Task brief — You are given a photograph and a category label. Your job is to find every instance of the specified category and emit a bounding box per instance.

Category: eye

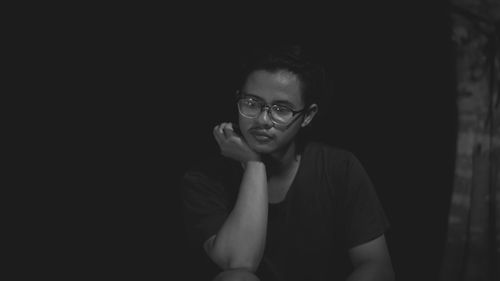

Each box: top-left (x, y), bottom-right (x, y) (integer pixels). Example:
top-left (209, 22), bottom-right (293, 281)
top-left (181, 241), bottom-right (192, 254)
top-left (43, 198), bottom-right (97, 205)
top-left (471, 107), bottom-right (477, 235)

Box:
top-left (273, 105), bottom-right (292, 113)
top-left (245, 98), bottom-right (259, 107)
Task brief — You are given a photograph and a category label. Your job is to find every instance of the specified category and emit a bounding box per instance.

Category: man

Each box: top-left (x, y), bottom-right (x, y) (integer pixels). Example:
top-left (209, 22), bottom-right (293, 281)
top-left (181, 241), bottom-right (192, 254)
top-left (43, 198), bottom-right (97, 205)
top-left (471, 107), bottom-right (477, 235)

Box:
top-left (181, 44), bottom-right (394, 281)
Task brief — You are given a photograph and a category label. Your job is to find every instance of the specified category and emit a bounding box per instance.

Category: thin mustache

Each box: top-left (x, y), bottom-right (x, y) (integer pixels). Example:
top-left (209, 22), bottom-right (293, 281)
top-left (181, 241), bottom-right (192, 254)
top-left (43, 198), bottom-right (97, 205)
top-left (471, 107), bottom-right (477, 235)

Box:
top-left (234, 123), bottom-right (277, 136)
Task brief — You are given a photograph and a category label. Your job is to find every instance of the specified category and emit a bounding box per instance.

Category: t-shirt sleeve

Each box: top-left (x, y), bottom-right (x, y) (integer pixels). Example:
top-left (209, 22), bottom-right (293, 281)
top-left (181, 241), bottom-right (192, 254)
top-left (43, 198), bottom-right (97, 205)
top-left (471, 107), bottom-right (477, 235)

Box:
top-left (180, 170), bottom-right (231, 248)
top-left (343, 153), bottom-right (390, 248)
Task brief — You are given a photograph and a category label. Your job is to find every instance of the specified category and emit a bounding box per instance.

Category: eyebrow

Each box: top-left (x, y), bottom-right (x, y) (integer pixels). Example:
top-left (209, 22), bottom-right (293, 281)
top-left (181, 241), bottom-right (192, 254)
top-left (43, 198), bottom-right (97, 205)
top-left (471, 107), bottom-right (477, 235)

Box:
top-left (241, 92), bottom-right (297, 108)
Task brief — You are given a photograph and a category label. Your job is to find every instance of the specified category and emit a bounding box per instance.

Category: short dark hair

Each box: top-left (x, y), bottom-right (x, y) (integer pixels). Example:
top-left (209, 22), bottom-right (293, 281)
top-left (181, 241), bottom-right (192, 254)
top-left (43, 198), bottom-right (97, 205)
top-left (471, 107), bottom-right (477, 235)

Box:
top-left (235, 44), bottom-right (326, 107)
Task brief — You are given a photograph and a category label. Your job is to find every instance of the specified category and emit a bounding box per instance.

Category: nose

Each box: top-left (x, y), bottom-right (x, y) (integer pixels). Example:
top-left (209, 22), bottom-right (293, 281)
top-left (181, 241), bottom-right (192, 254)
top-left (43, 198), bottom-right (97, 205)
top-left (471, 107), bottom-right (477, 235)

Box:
top-left (256, 106), bottom-right (274, 128)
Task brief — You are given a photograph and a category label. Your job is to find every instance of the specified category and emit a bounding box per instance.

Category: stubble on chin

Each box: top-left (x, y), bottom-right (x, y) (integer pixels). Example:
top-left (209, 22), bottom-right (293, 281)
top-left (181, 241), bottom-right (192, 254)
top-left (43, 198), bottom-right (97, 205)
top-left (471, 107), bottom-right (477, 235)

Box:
top-left (248, 139), bottom-right (277, 155)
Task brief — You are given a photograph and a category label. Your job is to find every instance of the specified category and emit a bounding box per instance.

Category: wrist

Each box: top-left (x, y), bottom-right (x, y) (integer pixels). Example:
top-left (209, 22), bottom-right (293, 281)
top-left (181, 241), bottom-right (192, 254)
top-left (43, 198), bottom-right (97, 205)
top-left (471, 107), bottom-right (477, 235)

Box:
top-left (242, 159), bottom-right (264, 169)
top-left (245, 153), bottom-right (261, 163)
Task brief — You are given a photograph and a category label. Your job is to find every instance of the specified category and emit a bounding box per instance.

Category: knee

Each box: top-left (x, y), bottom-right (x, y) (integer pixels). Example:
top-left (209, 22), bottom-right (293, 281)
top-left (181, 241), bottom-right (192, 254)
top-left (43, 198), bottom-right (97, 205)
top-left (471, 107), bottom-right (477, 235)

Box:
top-left (212, 269), bottom-right (260, 281)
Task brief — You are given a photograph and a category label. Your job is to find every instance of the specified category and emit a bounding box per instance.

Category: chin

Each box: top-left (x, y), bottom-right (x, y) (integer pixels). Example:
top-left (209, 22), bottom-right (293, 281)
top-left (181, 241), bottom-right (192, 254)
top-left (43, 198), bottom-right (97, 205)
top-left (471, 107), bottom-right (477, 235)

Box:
top-left (248, 140), bottom-right (277, 154)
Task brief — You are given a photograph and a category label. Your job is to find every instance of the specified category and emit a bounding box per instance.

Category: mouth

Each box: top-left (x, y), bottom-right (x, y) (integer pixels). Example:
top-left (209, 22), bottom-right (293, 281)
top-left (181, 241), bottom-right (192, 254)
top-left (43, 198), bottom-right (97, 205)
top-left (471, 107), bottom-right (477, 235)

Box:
top-left (249, 130), bottom-right (274, 142)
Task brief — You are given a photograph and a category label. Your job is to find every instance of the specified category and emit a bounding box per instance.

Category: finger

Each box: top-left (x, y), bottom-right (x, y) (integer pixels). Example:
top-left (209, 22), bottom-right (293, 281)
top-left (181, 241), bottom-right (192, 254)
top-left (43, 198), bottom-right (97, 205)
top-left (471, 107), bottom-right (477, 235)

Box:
top-left (214, 123), bottom-right (226, 135)
top-left (223, 124), bottom-right (237, 139)
top-left (218, 123), bottom-right (227, 135)
top-left (213, 125), bottom-right (223, 144)
top-left (222, 122), bottom-right (236, 139)
top-left (222, 123), bottom-right (234, 138)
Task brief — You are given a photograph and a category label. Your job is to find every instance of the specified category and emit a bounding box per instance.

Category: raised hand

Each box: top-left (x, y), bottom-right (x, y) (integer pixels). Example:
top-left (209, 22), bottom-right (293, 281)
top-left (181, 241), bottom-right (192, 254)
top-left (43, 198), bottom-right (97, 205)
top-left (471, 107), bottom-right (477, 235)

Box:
top-left (213, 122), bottom-right (261, 163)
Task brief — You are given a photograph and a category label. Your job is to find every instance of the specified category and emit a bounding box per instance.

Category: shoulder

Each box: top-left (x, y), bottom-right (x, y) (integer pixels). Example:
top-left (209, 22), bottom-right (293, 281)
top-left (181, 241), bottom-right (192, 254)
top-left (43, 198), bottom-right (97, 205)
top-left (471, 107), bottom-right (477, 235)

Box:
top-left (302, 141), bottom-right (368, 184)
top-left (303, 141), bottom-right (358, 166)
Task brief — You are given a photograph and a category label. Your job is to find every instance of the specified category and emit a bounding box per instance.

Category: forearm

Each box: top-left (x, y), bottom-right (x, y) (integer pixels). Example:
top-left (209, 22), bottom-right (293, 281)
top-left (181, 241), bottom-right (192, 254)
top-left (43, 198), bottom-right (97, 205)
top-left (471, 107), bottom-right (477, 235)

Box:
top-left (209, 161), bottom-right (268, 271)
top-left (346, 262), bottom-right (395, 281)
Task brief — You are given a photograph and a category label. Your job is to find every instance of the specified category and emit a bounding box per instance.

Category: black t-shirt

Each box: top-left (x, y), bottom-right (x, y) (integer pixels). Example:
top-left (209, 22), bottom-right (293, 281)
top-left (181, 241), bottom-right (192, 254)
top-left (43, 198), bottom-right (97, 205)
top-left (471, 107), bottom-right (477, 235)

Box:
top-left (180, 141), bottom-right (390, 281)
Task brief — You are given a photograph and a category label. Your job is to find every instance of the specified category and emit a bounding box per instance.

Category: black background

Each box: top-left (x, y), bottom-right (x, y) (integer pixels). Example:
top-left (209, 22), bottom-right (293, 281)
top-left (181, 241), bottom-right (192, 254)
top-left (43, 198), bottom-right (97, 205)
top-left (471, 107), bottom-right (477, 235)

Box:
top-left (57, 2), bottom-right (457, 280)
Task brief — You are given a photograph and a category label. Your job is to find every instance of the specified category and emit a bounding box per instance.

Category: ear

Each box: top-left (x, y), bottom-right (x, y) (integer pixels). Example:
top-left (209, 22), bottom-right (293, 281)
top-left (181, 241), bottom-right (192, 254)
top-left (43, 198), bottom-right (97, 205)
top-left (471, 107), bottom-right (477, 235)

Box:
top-left (301, 103), bottom-right (318, 127)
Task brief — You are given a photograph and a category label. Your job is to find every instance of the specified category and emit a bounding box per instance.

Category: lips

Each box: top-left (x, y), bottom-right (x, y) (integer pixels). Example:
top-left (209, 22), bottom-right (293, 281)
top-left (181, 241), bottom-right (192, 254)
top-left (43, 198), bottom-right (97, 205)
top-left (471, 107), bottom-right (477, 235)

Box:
top-left (251, 131), bottom-right (273, 137)
top-left (250, 130), bottom-right (274, 142)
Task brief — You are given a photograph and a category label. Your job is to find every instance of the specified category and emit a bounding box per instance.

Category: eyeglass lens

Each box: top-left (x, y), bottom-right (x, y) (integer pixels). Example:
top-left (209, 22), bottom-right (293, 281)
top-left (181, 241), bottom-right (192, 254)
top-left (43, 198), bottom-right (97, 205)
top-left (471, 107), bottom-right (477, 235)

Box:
top-left (238, 99), bottom-right (292, 124)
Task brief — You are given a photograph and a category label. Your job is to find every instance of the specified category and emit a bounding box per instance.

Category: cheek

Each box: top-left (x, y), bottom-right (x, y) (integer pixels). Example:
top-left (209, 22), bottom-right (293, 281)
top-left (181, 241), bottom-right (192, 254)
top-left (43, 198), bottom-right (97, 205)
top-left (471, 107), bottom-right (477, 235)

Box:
top-left (238, 118), bottom-right (252, 136)
top-left (275, 123), bottom-right (302, 144)
top-left (238, 116), bottom-right (248, 129)
top-left (277, 128), bottom-right (298, 143)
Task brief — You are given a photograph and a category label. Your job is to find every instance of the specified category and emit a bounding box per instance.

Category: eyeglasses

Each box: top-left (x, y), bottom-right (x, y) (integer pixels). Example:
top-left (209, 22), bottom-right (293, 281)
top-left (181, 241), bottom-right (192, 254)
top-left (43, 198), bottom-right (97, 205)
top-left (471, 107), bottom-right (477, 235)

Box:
top-left (236, 94), bottom-right (307, 126)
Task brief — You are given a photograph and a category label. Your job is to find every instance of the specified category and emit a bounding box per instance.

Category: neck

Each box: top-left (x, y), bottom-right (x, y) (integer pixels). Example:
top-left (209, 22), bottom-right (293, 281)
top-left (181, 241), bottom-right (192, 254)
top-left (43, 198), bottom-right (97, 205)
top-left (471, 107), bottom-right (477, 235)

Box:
top-left (264, 141), bottom-right (300, 175)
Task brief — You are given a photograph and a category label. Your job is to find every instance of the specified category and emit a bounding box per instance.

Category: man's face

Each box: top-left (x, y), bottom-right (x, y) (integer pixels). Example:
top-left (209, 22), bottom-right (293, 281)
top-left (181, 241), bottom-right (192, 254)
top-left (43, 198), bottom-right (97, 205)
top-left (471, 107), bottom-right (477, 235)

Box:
top-left (238, 69), bottom-right (305, 155)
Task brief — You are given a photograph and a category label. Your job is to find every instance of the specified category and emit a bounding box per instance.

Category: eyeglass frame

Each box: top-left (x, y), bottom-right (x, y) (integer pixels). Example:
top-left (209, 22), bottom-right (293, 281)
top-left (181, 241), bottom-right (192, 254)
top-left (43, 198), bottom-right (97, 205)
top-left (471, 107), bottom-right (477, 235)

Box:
top-left (235, 90), bottom-right (308, 126)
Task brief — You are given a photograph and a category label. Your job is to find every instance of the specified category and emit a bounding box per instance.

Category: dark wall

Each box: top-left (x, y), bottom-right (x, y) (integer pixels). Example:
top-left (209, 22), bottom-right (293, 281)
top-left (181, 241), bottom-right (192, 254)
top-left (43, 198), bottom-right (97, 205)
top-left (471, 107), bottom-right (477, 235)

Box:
top-left (75, 2), bottom-right (456, 280)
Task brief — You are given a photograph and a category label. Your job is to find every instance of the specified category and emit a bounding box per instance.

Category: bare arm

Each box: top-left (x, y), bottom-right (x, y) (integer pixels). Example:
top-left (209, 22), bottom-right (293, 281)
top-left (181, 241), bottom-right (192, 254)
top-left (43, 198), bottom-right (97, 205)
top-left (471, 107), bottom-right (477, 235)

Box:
top-left (346, 235), bottom-right (395, 281)
top-left (204, 123), bottom-right (268, 272)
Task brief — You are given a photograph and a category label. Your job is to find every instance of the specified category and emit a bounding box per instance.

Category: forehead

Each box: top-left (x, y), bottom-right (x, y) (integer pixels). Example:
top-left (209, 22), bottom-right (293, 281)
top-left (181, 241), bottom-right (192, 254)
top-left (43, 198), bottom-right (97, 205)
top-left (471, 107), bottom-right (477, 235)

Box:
top-left (242, 70), bottom-right (303, 106)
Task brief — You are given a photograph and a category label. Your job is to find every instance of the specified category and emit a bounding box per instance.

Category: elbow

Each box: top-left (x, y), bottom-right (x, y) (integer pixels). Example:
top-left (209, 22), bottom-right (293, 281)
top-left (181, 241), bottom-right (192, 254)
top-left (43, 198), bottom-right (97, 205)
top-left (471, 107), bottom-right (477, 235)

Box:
top-left (206, 237), bottom-right (262, 272)
top-left (211, 252), bottom-right (260, 272)
top-left (349, 261), bottom-right (395, 281)
top-left (212, 253), bottom-right (260, 272)
top-left (224, 259), bottom-right (259, 272)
